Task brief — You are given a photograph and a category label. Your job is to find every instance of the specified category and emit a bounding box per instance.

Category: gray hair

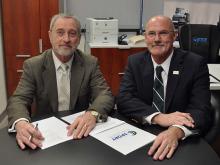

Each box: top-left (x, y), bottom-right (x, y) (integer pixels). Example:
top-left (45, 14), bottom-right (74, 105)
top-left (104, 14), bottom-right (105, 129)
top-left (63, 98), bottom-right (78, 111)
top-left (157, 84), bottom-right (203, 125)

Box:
top-left (49, 13), bottom-right (81, 36)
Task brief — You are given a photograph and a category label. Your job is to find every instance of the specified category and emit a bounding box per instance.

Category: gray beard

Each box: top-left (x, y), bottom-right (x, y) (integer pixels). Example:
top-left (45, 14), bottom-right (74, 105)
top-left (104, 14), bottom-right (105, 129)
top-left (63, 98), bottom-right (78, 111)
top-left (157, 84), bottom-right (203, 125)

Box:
top-left (57, 48), bottom-right (75, 56)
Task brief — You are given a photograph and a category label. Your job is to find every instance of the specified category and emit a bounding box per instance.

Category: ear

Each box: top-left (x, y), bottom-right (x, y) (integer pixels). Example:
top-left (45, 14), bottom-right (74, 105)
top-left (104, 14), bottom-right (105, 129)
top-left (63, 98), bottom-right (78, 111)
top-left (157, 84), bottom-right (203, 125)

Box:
top-left (77, 34), bottom-right (81, 45)
top-left (48, 30), bottom-right (52, 43)
top-left (144, 32), bottom-right (147, 40)
top-left (144, 32), bottom-right (149, 46)
top-left (173, 31), bottom-right (178, 41)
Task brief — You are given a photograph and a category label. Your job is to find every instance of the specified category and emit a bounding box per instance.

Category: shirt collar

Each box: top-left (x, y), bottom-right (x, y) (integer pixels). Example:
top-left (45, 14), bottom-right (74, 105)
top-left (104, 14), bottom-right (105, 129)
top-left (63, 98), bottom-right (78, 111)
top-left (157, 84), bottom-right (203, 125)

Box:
top-left (52, 51), bottom-right (74, 71)
top-left (151, 50), bottom-right (174, 76)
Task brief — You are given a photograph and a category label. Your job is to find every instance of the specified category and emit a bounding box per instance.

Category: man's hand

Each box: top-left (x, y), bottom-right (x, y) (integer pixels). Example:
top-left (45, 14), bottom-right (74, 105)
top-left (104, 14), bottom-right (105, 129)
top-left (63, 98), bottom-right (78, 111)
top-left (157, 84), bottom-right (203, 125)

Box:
top-left (67, 111), bottom-right (96, 139)
top-left (15, 120), bottom-right (44, 150)
top-left (152, 111), bottom-right (195, 128)
top-left (148, 126), bottom-right (184, 160)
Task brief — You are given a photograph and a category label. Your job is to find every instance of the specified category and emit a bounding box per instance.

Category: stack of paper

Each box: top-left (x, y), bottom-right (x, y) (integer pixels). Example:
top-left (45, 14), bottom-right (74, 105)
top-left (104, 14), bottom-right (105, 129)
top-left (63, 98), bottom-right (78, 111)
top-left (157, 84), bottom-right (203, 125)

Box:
top-left (32, 117), bottom-right (72, 149)
top-left (62, 112), bottom-right (125, 135)
top-left (62, 112), bottom-right (156, 155)
top-left (33, 112), bottom-right (156, 155)
top-left (92, 122), bottom-right (156, 155)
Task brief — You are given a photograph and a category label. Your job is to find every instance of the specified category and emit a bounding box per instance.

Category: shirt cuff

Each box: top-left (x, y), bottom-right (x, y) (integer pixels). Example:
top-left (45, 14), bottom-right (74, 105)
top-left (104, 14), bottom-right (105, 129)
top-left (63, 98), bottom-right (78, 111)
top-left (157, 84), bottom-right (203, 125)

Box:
top-left (143, 112), bottom-right (161, 124)
top-left (172, 125), bottom-right (195, 140)
top-left (8, 118), bottom-right (29, 133)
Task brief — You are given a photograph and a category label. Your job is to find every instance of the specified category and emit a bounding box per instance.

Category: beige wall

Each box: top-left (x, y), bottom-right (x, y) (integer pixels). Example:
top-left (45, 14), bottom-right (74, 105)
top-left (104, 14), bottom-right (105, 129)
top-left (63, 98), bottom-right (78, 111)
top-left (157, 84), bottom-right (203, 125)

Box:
top-left (0, 8), bottom-right (8, 129)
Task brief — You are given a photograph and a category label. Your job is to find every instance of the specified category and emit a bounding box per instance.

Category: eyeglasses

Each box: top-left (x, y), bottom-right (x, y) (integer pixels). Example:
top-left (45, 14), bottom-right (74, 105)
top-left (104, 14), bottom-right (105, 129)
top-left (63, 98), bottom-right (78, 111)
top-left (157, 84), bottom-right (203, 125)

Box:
top-left (54, 29), bottom-right (79, 38)
top-left (146, 30), bottom-right (174, 38)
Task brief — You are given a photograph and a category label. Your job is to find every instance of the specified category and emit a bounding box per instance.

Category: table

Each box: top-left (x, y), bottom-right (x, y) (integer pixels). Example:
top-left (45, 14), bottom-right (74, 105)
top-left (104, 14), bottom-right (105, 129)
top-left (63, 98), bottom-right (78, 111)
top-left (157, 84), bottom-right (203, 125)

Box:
top-left (0, 114), bottom-right (220, 165)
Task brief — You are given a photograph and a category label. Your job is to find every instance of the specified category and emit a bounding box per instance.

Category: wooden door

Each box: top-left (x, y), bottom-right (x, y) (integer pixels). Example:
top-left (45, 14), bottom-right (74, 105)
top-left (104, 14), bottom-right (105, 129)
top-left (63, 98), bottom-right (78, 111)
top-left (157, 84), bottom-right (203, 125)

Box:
top-left (111, 48), bottom-right (146, 95)
top-left (2, 0), bottom-right (58, 96)
top-left (39, 0), bottom-right (59, 51)
top-left (91, 47), bottom-right (146, 95)
top-left (91, 48), bottom-right (114, 89)
top-left (2, 0), bottom-right (41, 96)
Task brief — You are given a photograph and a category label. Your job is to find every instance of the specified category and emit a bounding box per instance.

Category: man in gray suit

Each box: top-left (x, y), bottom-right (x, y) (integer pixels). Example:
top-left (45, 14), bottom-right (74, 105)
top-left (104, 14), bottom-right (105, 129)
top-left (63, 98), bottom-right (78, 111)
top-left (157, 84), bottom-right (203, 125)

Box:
top-left (6, 13), bottom-right (114, 150)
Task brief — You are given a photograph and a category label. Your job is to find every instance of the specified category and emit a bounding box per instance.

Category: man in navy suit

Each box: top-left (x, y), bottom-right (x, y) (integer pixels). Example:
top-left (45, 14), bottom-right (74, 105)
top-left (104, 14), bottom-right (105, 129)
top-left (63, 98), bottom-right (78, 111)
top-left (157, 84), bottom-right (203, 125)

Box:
top-left (117, 16), bottom-right (211, 160)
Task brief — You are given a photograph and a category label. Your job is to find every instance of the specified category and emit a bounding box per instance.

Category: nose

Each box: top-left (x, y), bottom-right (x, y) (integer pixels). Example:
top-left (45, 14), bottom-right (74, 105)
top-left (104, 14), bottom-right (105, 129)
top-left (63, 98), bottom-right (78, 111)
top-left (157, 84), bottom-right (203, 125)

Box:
top-left (62, 33), bottom-right (70, 42)
top-left (154, 33), bottom-right (161, 41)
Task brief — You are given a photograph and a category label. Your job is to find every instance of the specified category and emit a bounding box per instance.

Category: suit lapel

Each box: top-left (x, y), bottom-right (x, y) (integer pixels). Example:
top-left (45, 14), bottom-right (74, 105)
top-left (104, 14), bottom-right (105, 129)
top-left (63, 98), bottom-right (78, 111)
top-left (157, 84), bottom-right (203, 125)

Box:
top-left (69, 51), bottom-right (85, 111)
top-left (42, 51), bottom-right (58, 112)
top-left (141, 52), bottom-right (154, 101)
top-left (165, 49), bottom-right (184, 112)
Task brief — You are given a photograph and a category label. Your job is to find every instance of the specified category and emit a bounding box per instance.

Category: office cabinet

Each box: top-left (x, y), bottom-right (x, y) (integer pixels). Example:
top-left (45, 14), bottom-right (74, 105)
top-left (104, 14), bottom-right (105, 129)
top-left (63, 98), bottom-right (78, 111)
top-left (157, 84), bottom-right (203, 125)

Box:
top-left (1, 0), bottom-right (59, 96)
top-left (91, 47), bottom-right (146, 95)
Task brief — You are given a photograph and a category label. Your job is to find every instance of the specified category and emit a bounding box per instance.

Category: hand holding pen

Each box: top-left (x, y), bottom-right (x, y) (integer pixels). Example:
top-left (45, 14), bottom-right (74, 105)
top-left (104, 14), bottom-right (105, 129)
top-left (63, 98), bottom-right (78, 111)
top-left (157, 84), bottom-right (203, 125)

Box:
top-left (15, 121), bottom-right (44, 150)
top-left (28, 123), bottom-right (39, 142)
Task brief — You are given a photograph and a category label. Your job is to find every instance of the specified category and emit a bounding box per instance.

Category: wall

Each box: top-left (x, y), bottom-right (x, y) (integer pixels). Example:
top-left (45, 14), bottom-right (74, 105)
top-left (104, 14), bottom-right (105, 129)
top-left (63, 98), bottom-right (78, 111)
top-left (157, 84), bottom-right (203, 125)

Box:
top-left (0, 7), bottom-right (8, 129)
top-left (62, 0), bottom-right (163, 29)
top-left (61, 0), bottom-right (163, 53)
top-left (62, 0), bottom-right (220, 53)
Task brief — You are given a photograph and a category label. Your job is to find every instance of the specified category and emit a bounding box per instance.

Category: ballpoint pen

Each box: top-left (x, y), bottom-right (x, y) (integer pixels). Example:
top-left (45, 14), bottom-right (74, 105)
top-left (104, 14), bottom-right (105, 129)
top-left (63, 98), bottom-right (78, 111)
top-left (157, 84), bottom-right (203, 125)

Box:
top-left (29, 123), bottom-right (38, 142)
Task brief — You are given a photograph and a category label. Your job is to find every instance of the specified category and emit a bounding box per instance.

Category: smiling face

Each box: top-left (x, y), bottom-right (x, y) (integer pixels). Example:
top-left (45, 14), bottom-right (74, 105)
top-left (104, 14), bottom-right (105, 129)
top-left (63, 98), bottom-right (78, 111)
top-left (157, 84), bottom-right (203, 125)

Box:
top-left (48, 17), bottom-right (81, 57)
top-left (145, 16), bottom-right (177, 64)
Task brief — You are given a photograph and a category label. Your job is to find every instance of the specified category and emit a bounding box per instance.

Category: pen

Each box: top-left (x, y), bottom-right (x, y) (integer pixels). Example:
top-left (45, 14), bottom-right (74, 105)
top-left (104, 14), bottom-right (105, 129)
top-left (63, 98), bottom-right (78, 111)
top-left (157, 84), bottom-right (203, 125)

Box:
top-left (29, 123), bottom-right (38, 142)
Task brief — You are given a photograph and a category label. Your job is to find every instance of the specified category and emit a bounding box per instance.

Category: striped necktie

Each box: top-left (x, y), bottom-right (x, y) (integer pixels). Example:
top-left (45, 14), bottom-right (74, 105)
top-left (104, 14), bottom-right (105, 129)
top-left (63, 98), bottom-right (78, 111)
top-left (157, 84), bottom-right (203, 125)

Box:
top-left (58, 64), bottom-right (70, 111)
top-left (152, 66), bottom-right (164, 112)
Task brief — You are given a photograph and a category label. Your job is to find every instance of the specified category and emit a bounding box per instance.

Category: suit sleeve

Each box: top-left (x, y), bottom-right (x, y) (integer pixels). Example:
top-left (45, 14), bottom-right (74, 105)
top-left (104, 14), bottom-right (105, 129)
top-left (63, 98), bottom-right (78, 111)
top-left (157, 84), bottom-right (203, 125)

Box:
top-left (117, 56), bottom-right (157, 123)
top-left (185, 58), bottom-right (212, 135)
top-left (88, 58), bottom-right (114, 115)
top-left (6, 60), bottom-right (35, 127)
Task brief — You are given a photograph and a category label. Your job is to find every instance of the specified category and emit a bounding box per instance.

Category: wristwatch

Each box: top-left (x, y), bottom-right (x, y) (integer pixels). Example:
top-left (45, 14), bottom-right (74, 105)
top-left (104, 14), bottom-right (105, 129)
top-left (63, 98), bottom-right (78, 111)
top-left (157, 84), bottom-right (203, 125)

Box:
top-left (90, 110), bottom-right (107, 123)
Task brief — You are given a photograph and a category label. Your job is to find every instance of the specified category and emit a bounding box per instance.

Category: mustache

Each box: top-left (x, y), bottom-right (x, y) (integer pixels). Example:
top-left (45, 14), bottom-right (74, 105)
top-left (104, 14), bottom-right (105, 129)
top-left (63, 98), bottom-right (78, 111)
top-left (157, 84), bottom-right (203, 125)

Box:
top-left (152, 43), bottom-right (164, 47)
top-left (152, 40), bottom-right (163, 46)
top-left (60, 44), bottom-right (72, 48)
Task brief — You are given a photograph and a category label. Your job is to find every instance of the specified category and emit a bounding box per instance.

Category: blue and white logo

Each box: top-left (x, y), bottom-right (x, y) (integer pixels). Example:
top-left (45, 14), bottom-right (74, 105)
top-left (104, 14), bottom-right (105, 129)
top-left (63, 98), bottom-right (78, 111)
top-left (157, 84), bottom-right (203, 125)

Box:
top-left (192, 37), bottom-right (208, 44)
top-left (127, 131), bottom-right (137, 136)
top-left (111, 130), bottom-right (137, 141)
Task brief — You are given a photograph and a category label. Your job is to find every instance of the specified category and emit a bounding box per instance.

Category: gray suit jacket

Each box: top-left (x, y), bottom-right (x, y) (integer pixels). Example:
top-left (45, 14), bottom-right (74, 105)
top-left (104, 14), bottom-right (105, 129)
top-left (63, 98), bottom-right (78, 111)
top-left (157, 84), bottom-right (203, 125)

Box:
top-left (7, 49), bottom-right (114, 126)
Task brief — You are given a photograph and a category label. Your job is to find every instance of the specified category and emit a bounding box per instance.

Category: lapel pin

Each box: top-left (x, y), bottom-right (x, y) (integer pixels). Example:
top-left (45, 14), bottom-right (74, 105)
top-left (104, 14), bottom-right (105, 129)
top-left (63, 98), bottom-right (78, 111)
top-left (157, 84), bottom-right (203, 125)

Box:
top-left (173, 71), bottom-right (179, 75)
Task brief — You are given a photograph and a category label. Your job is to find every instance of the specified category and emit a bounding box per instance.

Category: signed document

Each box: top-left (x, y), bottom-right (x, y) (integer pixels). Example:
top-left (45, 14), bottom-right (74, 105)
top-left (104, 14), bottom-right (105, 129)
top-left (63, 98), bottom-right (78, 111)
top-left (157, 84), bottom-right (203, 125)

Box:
top-left (62, 112), bottom-right (156, 155)
top-left (62, 111), bottom-right (125, 135)
top-left (32, 117), bottom-right (72, 149)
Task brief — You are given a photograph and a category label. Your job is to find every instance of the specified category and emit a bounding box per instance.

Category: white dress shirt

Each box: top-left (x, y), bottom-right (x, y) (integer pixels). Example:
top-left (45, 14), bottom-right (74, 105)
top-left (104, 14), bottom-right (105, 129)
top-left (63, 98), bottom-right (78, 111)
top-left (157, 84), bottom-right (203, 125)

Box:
top-left (144, 50), bottom-right (193, 139)
top-left (52, 51), bottom-right (73, 111)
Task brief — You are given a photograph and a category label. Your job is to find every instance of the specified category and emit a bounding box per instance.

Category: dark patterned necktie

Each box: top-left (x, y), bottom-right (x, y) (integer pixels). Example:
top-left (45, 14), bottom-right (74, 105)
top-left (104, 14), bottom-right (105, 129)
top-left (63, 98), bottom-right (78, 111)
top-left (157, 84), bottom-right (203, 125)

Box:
top-left (152, 66), bottom-right (164, 112)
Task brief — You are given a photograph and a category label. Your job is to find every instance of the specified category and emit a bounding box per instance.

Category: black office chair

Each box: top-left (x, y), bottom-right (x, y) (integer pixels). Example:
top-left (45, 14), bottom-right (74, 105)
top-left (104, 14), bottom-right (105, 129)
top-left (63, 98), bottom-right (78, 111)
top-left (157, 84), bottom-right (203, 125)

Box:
top-left (179, 24), bottom-right (220, 63)
top-left (204, 91), bottom-right (220, 144)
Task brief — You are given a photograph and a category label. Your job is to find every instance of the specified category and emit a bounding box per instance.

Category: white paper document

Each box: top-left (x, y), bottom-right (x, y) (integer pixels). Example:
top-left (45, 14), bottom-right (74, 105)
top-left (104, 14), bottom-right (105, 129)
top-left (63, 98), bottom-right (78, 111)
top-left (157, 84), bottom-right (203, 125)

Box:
top-left (89, 117), bottom-right (125, 135)
top-left (32, 117), bottom-right (72, 149)
top-left (62, 112), bottom-right (156, 155)
top-left (93, 123), bottom-right (156, 155)
top-left (61, 112), bottom-right (125, 135)
top-left (61, 111), bottom-right (85, 124)
top-left (208, 64), bottom-right (220, 83)
top-left (210, 75), bottom-right (219, 83)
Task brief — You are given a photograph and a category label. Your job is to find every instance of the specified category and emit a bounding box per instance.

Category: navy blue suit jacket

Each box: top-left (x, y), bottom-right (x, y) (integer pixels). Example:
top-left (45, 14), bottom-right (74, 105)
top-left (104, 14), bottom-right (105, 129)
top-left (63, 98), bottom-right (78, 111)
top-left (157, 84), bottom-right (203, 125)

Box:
top-left (117, 48), bottom-right (211, 134)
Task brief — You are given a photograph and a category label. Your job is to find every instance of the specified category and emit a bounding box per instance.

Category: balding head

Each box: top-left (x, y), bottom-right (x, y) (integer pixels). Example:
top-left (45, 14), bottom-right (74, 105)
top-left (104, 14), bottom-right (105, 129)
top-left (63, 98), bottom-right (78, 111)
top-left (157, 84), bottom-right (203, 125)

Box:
top-left (144, 15), bottom-right (177, 64)
top-left (146, 15), bottom-right (175, 32)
